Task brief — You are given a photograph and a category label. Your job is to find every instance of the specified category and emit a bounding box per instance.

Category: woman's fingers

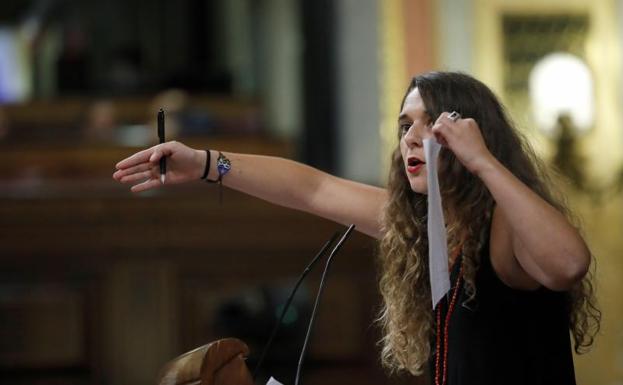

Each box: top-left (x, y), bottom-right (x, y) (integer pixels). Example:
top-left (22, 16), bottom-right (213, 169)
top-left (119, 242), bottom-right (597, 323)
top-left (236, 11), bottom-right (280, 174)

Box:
top-left (432, 111), bottom-right (462, 146)
top-left (113, 162), bottom-right (153, 180)
top-left (431, 112), bottom-right (491, 173)
top-left (431, 123), bottom-right (451, 146)
top-left (116, 148), bottom-right (154, 170)
top-left (125, 165), bottom-right (161, 192)
top-left (131, 178), bottom-right (162, 193)
top-left (116, 142), bottom-right (174, 170)
top-left (119, 169), bottom-right (155, 184)
top-left (149, 148), bottom-right (164, 163)
top-left (148, 142), bottom-right (180, 162)
top-left (434, 130), bottom-right (449, 147)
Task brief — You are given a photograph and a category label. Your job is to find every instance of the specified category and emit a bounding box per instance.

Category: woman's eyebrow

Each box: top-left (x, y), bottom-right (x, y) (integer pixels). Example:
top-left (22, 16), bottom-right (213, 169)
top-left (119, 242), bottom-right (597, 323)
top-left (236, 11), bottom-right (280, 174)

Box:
top-left (398, 113), bottom-right (410, 122)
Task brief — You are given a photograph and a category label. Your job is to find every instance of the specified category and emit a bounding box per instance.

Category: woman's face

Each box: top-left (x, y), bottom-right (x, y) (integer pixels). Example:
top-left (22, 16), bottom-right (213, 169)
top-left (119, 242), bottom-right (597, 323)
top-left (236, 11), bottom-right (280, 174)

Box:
top-left (398, 87), bottom-right (434, 194)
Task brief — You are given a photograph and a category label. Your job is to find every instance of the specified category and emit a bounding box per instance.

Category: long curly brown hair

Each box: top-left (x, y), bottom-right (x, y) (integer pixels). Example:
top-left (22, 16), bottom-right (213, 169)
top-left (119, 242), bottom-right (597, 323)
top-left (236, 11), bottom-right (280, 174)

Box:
top-left (377, 72), bottom-right (600, 375)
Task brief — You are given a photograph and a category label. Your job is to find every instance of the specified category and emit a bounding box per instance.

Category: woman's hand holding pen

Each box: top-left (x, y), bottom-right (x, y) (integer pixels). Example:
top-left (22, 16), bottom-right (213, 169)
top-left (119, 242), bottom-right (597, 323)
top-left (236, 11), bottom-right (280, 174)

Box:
top-left (113, 141), bottom-right (206, 193)
top-left (431, 112), bottom-right (495, 176)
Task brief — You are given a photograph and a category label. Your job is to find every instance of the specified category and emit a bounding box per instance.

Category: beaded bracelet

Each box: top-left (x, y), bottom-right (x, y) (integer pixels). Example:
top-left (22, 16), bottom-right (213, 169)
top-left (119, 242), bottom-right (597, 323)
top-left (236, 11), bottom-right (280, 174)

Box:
top-left (213, 151), bottom-right (232, 183)
top-left (201, 150), bottom-right (231, 203)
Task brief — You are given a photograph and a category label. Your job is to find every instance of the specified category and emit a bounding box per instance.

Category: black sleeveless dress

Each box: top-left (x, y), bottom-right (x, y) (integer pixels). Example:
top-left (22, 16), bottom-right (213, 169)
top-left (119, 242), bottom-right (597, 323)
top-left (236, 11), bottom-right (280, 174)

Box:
top-left (428, 243), bottom-right (576, 385)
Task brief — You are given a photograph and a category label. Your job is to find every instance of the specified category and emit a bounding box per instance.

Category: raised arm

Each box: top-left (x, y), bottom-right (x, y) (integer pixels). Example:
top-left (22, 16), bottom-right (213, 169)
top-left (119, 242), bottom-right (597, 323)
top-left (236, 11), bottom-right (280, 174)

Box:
top-left (432, 113), bottom-right (590, 291)
top-left (113, 141), bottom-right (387, 239)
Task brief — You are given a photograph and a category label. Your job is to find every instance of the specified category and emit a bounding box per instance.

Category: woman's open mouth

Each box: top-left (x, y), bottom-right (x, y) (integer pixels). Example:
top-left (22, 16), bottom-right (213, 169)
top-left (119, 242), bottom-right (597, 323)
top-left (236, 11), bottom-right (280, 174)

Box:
top-left (407, 157), bottom-right (425, 174)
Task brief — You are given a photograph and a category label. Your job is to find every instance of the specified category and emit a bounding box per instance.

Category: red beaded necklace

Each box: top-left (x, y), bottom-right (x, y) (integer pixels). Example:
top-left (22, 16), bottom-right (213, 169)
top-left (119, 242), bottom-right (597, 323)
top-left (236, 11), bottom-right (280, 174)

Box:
top-left (434, 249), bottom-right (464, 385)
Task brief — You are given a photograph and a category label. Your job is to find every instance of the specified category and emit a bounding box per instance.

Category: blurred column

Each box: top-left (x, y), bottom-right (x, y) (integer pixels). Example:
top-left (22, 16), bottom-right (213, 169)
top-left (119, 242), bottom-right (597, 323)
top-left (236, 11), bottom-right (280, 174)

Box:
top-left (436, 0), bottom-right (474, 72)
top-left (619, 0), bottom-right (623, 129)
top-left (403, 0), bottom-right (435, 76)
top-left (300, 0), bottom-right (337, 172)
top-left (0, 28), bottom-right (33, 103)
top-left (379, 0), bottom-right (436, 181)
top-left (256, 0), bottom-right (302, 139)
top-left (335, 0), bottom-right (381, 182)
top-left (35, 25), bottom-right (62, 99)
top-left (220, 0), bottom-right (256, 96)
top-left (615, 0), bottom-right (623, 138)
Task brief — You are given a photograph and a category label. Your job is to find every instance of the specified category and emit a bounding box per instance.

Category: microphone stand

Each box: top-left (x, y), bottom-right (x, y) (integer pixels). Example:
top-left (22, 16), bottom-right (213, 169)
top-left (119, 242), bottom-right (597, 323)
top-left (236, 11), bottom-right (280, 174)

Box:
top-left (252, 230), bottom-right (341, 380)
top-left (294, 224), bottom-right (355, 385)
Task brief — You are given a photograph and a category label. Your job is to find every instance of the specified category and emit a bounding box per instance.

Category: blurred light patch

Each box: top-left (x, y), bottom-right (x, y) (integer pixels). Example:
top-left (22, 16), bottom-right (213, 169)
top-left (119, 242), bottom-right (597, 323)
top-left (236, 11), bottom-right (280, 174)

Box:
top-left (529, 52), bottom-right (594, 135)
top-left (275, 303), bottom-right (299, 325)
top-left (0, 27), bottom-right (31, 103)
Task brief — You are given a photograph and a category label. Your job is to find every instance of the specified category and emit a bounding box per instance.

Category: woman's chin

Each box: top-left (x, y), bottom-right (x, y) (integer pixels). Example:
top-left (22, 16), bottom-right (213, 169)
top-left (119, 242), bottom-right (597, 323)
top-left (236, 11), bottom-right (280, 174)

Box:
top-left (406, 172), bottom-right (428, 194)
top-left (409, 182), bottom-right (428, 195)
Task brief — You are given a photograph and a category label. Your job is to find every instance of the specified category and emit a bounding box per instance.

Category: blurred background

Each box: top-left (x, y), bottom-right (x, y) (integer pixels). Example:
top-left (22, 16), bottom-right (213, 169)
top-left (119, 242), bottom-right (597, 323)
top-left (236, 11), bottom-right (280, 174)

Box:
top-left (0, 0), bottom-right (622, 384)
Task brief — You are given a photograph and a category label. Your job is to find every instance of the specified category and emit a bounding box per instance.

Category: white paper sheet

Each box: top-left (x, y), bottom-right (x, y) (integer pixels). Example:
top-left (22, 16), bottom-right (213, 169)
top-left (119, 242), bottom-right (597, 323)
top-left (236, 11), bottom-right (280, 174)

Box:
top-left (266, 376), bottom-right (284, 385)
top-left (423, 138), bottom-right (451, 309)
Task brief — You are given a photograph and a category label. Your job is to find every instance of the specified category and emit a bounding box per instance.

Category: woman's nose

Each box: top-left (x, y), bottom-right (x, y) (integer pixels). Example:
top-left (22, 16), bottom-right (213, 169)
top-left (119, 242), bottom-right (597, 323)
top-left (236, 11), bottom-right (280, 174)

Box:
top-left (403, 125), bottom-right (422, 148)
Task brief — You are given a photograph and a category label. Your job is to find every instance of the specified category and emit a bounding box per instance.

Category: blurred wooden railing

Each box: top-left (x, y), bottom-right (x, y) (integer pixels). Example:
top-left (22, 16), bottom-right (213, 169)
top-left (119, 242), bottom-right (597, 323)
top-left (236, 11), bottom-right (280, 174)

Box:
top-left (1, 95), bottom-right (262, 142)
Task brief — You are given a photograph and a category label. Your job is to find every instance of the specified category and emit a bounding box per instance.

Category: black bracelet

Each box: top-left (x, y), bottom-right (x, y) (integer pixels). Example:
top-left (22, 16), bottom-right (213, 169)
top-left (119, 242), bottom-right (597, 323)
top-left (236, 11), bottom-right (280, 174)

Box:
top-left (201, 150), bottom-right (211, 180)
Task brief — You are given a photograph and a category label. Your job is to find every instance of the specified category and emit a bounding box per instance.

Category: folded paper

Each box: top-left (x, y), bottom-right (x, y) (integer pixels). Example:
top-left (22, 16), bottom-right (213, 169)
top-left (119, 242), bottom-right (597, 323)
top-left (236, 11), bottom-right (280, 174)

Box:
top-left (266, 376), bottom-right (284, 385)
top-left (423, 138), bottom-right (451, 309)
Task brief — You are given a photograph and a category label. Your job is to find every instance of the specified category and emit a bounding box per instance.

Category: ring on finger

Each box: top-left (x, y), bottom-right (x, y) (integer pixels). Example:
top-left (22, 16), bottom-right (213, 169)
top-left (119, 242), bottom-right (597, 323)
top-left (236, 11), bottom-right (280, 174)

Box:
top-left (448, 111), bottom-right (461, 122)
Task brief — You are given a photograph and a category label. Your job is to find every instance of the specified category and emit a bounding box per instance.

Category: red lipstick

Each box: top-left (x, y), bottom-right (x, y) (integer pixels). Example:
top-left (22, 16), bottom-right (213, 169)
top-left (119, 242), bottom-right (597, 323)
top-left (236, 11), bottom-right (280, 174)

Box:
top-left (406, 156), bottom-right (425, 174)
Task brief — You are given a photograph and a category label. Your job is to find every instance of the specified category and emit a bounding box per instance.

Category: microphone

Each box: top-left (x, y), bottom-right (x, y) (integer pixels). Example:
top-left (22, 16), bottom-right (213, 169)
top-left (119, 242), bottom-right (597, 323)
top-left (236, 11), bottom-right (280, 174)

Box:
top-left (252, 230), bottom-right (341, 380)
top-left (294, 224), bottom-right (355, 385)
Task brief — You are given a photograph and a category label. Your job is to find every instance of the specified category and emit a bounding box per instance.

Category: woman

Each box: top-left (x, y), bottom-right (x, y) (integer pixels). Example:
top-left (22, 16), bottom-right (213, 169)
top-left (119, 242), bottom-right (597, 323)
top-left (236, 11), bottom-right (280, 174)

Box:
top-left (113, 72), bottom-right (599, 385)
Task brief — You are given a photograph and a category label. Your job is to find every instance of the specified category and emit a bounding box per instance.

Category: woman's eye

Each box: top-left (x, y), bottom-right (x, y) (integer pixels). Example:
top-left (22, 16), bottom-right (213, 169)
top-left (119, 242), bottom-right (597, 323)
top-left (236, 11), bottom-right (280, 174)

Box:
top-left (399, 123), bottom-right (411, 135)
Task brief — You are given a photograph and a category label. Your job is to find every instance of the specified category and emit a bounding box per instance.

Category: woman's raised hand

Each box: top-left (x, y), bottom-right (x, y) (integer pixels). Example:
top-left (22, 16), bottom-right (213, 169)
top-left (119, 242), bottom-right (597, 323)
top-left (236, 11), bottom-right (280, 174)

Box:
top-left (431, 112), bottom-right (494, 175)
top-left (113, 141), bottom-right (206, 193)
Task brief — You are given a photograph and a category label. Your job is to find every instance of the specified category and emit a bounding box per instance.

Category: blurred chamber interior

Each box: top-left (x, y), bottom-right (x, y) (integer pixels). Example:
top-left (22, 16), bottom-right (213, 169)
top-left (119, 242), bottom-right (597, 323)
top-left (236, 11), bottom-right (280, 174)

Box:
top-left (1, 1), bottom-right (622, 385)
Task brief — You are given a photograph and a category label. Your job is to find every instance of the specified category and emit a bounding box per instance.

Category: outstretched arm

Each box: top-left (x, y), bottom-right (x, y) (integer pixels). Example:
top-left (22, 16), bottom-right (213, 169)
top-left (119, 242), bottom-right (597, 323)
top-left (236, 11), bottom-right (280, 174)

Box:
top-left (113, 141), bottom-right (387, 239)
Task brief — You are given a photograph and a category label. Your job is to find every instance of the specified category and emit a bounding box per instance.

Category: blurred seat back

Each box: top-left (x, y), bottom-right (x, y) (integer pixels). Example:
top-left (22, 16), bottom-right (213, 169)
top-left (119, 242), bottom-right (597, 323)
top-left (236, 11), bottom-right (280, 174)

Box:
top-left (157, 338), bottom-right (253, 385)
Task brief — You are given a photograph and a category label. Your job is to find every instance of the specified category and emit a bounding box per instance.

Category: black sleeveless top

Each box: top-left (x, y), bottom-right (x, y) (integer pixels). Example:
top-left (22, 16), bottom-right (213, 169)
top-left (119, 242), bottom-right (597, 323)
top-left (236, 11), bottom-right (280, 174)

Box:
top-left (428, 244), bottom-right (576, 385)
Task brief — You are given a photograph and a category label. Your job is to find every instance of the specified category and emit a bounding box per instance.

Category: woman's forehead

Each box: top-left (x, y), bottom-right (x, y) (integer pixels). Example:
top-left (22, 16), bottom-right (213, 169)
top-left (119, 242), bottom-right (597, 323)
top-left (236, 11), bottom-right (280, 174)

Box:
top-left (400, 88), bottom-right (429, 118)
